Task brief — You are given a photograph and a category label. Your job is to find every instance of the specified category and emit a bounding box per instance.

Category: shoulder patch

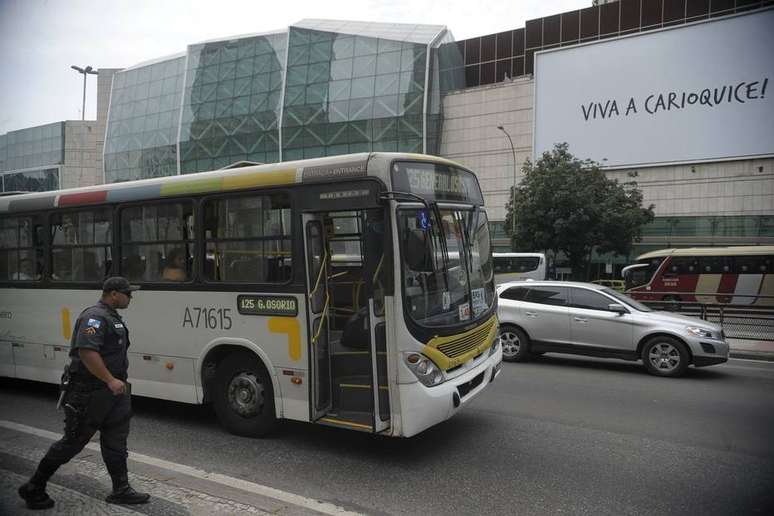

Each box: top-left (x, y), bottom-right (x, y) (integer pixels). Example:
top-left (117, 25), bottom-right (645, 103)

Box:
top-left (86, 318), bottom-right (101, 328)
top-left (83, 327), bottom-right (97, 335)
top-left (114, 323), bottom-right (124, 329)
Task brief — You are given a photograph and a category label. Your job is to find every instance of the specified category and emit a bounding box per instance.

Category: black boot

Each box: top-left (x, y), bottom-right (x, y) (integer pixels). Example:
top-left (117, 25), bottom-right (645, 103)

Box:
top-left (18, 481), bottom-right (55, 510)
top-left (105, 475), bottom-right (150, 505)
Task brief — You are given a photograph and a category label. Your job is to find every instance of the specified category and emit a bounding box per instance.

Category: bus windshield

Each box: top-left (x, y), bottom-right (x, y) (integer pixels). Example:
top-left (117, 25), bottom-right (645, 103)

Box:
top-left (398, 206), bottom-right (494, 328)
top-left (623, 257), bottom-right (664, 290)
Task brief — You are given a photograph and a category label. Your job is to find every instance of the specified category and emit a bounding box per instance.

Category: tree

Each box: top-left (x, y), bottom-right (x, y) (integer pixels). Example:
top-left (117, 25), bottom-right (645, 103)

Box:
top-left (505, 143), bottom-right (655, 280)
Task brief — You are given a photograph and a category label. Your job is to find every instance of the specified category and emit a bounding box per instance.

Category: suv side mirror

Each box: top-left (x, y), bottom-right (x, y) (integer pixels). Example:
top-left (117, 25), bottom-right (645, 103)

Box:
top-left (608, 303), bottom-right (628, 315)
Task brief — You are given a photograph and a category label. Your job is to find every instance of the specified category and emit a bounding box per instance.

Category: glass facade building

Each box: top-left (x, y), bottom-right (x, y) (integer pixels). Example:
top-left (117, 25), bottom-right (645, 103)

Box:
top-left (104, 56), bottom-right (186, 182)
top-left (104, 20), bottom-right (460, 182)
top-left (0, 123), bottom-right (63, 193)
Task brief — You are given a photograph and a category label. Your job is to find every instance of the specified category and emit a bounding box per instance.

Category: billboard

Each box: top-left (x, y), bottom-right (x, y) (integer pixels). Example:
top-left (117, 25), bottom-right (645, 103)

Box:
top-left (534, 9), bottom-right (774, 168)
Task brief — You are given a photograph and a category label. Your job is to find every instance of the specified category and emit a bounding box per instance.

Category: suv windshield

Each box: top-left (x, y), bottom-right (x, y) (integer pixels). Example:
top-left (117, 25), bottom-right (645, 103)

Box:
top-left (398, 206), bottom-right (494, 328)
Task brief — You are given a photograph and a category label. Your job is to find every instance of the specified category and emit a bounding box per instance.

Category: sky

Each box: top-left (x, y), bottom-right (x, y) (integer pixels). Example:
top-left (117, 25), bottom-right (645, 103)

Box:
top-left (0, 0), bottom-right (590, 135)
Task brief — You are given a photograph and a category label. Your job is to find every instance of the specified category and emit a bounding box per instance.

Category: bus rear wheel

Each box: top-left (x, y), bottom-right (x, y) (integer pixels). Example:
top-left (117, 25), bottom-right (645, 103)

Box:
top-left (213, 351), bottom-right (277, 437)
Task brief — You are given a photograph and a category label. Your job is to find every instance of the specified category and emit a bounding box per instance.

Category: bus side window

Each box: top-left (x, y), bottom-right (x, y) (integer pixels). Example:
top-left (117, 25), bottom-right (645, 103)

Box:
top-left (698, 256), bottom-right (724, 274)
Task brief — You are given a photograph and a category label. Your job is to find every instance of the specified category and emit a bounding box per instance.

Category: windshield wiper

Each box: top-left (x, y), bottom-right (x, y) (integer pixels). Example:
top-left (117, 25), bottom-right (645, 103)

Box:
top-left (428, 201), bottom-right (452, 294)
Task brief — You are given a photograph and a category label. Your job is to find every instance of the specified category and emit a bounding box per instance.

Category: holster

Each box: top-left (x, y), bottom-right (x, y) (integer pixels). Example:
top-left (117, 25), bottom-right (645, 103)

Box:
top-left (56, 364), bottom-right (71, 410)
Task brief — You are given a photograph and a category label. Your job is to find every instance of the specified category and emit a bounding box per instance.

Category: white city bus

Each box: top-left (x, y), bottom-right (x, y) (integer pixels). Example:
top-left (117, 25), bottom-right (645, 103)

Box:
top-left (0, 153), bottom-right (501, 437)
top-left (492, 252), bottom-right (548, 284)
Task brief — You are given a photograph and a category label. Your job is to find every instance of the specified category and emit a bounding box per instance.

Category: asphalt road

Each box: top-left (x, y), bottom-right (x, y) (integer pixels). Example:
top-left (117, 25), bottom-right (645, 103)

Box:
top-left (2, 356), bottom-right (773, 515)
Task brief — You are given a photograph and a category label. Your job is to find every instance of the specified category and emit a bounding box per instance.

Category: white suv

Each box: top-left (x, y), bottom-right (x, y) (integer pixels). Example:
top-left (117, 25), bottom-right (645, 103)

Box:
top-left (496, 281), bottom-right (729, 377)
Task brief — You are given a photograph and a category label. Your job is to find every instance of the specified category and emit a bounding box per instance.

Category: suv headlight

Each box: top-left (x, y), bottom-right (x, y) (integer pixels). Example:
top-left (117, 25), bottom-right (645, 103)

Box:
top-left (686, 326), bottom-right (715, 339)
top-left (403, 352), bottom-right (444, 387)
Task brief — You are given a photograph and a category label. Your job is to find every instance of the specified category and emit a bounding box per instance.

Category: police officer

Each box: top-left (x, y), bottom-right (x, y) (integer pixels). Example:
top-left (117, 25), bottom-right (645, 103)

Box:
top-left (18, 277), bottom-right (150, 509)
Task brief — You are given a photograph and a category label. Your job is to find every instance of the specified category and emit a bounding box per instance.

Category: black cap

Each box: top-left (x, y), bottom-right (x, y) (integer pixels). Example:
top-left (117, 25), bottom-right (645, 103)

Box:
top-left (102, 276), bottom-right (141, 293)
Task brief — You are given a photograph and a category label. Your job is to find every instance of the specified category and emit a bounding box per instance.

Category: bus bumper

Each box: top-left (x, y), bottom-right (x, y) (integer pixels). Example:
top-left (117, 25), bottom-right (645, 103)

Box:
top-left (398, 348), bottom-right (503, 437)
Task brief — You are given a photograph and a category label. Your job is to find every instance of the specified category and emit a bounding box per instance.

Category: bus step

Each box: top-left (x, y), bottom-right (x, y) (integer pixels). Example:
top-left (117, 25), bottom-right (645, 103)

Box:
top-left (331, 351), bottom-right (372, 377)
top-left (318, 411), bottom-right (373, 432)
top-left (336, 379), bottom-right (373, 412)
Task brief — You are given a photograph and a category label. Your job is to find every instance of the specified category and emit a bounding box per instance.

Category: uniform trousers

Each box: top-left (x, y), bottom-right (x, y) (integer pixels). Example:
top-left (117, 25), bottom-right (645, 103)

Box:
top-left (31, 380), bottom-right (132, 488)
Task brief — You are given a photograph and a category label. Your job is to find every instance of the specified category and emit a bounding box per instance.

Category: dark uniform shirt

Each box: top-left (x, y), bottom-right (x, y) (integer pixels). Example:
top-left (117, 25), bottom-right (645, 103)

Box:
top-left (68, 300), bottom-right (130, 382)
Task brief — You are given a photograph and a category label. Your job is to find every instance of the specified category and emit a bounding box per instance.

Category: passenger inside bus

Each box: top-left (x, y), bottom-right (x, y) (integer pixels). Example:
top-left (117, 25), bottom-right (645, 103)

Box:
top-left (162, 248), bottom-right (188, 281)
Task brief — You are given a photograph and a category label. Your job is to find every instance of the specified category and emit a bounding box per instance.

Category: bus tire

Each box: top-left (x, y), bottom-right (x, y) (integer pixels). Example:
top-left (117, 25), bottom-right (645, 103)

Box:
top-left (499, 324), bottom-right (531, 362)
top-left (662, 295), bottom-right (682, 311)
top-left (213, 351), bottom-right (277, 437)
top-left (641, 336), bottom-right (689, 378)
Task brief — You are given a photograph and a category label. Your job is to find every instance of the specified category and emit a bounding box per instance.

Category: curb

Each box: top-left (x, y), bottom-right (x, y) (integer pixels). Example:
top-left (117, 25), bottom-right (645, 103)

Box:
top-left (729, 351), bottom-right (774, 362)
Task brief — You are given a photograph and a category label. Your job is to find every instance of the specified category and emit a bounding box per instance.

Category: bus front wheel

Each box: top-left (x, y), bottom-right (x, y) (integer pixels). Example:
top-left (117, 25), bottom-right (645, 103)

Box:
top-left (213, 351), bottom-right (277, 437)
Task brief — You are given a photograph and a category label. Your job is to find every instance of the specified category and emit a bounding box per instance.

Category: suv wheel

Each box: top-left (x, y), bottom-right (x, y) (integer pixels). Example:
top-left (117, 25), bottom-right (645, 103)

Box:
top-left (499, 325), bottom-right (531, 362)
top-left (642, 336), bottom-right (689, 377)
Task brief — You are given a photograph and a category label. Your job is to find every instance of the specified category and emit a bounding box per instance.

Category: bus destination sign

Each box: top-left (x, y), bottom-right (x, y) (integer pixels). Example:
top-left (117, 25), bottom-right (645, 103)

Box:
top-left (391, 162), bottom-right (483, 204)
top-left (237, 295), bottom-right (298, 317)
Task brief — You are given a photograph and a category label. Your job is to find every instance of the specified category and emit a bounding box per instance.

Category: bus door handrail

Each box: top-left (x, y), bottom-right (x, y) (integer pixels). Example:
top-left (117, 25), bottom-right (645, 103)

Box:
top-left (311, 292), bottom-right (330, 345)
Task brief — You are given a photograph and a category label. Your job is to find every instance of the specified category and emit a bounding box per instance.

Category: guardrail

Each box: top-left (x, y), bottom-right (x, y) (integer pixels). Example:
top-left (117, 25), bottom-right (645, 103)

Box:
top-left (638, 292), bottom-right (774, 342)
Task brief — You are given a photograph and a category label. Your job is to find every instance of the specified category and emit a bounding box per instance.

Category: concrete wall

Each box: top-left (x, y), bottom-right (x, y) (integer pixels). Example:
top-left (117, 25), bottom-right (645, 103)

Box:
top-left (440, 77), bottom-right (533, 222)
top-left (440, 78), bottom-right (774, 222)
top-left (61, 121), bottom-right (98, 189)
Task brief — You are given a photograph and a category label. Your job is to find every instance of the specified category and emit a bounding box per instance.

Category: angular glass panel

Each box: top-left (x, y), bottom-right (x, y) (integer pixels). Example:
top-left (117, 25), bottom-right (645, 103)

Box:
top-left (378, 38), bottom-right (402, 53)
top-left (348, 98), bottom-right (373, 120)
top-left (287, 65), bottom-right (308, 86)
top-left (306, 83), bottom-right (328, 104)
top-left (351, 76), bottom-right (375, 98)
top-left (375, 73), bottom-right (400, 96)
top-left (332, 36), bottom-right (355, 58)
top-left (330, 58), bottom-right (353, 80)
top-left (377, 51), bottom-right (401, 75)
top-left (309, 41), bottom-right (333, 63)
top-left (353, 55), bottom-right (377, 77)
top-left (328, 101), bottom-right (350, 123)
top-left (329, 80), bottom-right (352, 101)
top-left (307, 61), bottom-right (330, 84)
top-left (354, 36), bottom-right (378, 56)
top-left (372, 95), bottom-right (399, 118)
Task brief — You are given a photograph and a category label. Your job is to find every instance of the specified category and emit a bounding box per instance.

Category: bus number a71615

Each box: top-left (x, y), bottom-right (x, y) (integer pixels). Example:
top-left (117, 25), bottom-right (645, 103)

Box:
top-left (182, 307), bottom-right (233, 330)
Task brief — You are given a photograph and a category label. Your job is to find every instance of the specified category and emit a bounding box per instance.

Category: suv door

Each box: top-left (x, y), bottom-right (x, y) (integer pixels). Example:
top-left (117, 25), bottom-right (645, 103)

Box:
top-left (521, 285), bottom-right (571, 346)
top-left (568, 287), bottom-right (634, 355)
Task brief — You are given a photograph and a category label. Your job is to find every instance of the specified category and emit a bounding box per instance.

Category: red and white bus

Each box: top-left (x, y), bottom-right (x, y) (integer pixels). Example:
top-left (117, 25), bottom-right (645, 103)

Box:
top-left (623, 246), bottom-right (774, 305)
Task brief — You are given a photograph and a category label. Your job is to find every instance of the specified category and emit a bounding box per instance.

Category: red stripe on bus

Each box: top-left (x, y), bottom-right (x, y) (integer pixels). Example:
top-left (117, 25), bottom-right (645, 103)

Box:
top-left (58, 191), bottom-right (108, 206)
top-left (716, 273), bottom-right (738, 303)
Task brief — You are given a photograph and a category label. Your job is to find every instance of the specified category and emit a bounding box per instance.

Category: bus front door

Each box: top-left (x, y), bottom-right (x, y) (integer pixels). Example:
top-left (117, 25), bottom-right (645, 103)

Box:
top-left (304, 214), bottom-right (332, 421)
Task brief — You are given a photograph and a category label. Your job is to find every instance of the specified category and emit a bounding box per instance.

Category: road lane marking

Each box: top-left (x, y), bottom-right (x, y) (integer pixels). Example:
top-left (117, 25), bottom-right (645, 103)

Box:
top-left (0, 420), bottom-right (362, 516)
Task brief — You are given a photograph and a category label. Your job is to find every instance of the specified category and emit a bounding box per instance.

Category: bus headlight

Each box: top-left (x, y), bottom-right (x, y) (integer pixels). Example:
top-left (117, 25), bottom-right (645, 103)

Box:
top-left (403, 352), bottom-right (444, 387)
top-left (488, 335), bottom-right (501, 357)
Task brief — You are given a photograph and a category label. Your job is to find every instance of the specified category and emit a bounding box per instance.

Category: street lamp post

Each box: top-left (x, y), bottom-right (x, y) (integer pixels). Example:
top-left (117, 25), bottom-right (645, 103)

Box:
top-left (497, 125), bottom-right (517, 247)
top-left (71, 65), bottom-right (98, 120)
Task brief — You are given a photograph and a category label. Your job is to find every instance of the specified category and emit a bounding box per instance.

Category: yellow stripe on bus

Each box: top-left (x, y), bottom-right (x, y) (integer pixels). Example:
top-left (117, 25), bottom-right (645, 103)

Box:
top-left (160, 177), bottom-right (223, 196)
top-left (268, 317), bottom-right (301, 361)
top-left (222, 169), bottom-right (296, 190)
top-left (61, 307), bottom-right (71, 341)
top-left (319, 417), bottom-right (373, 431)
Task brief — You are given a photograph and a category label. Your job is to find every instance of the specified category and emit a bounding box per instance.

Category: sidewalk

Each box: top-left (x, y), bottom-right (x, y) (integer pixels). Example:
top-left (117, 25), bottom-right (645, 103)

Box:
top-left (0, 422), bottom-right (360, 516)
top-left (728, 338), bottom-right (774, 361)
